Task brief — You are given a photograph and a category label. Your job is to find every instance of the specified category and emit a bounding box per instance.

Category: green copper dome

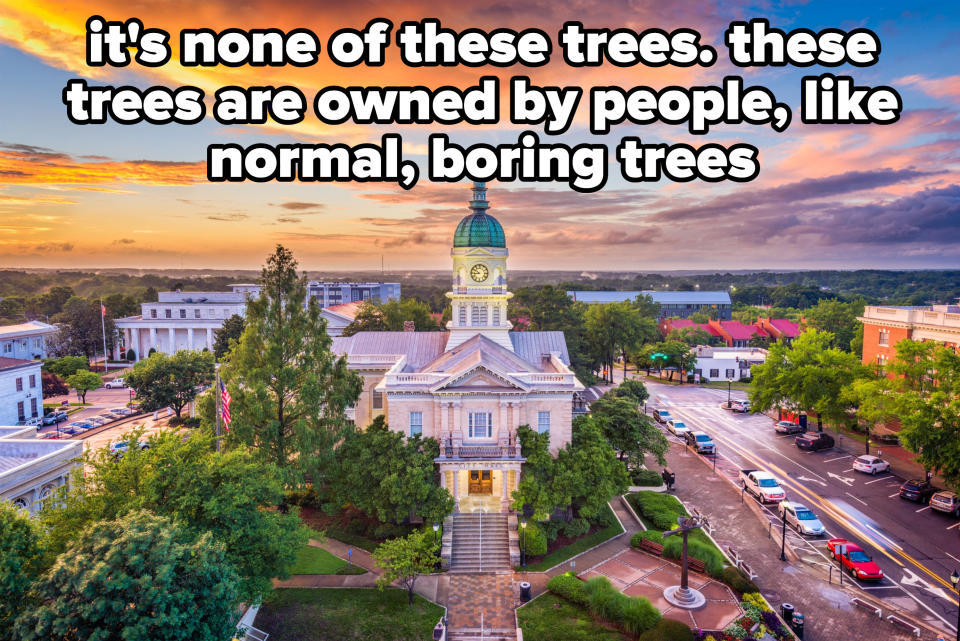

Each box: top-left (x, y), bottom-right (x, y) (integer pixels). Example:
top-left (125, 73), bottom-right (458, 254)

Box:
top-left (453, 182), bottom-right (506, 247)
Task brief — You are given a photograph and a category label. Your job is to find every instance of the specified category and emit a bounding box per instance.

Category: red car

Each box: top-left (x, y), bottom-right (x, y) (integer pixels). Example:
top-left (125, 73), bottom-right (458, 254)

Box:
top-left (827, 538), bottom-right (883, 581)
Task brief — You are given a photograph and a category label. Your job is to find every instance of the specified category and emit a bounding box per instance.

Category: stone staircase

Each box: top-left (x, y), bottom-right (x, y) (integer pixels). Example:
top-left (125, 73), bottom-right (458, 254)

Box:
top-left (446, 627), bottom-right (516, 641)
top-left (449, 513), bottom-right (511, 573)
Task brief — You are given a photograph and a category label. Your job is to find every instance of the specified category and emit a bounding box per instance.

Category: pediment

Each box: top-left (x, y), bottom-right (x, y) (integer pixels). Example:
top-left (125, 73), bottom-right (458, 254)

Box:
top-left (430, 364), bottom-right (528, 392)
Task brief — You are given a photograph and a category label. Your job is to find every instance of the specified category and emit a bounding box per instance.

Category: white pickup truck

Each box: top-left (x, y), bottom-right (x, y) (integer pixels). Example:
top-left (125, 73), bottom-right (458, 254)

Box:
top-left (740, 469), bottom-right (786, 503)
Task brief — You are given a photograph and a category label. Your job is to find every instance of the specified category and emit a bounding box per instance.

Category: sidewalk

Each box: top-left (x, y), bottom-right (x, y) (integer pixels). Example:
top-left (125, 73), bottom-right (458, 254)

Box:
top-left (661, 441), bottom-right (924, 641)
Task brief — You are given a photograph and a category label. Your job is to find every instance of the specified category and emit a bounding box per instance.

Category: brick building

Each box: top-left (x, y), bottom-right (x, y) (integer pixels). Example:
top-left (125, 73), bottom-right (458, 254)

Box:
top-left (858, 304), bottom-right (960, 373)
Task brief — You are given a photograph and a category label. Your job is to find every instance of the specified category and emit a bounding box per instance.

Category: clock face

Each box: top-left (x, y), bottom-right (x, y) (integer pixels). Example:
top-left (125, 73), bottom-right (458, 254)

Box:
top-left (470, 263), bottom-right (489, 282)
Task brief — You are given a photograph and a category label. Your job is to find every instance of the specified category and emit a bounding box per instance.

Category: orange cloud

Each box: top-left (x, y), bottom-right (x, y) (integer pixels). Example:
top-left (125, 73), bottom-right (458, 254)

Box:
top-left (896, 74), bottom-right (960, 103)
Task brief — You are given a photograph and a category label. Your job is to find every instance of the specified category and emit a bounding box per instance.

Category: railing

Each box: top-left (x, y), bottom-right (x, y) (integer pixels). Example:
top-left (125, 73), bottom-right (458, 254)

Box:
top-left (438, 444), bottom-right (522, 459)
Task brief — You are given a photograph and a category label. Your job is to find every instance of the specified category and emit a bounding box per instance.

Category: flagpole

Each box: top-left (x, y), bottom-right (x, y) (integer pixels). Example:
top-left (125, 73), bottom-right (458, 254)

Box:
top-left (215, 366), bottom-right (222, 453)
top-left (99, 298), bottom-right (109, 373)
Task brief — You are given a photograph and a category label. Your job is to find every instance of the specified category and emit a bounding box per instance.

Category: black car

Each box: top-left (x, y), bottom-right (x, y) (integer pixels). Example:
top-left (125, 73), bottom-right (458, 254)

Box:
top-left (652, 409), bottom-right (672, 424)
top-left (795, 432), bottom-right (834, 451)
top-left (899, 479), bottom-right (938, 503)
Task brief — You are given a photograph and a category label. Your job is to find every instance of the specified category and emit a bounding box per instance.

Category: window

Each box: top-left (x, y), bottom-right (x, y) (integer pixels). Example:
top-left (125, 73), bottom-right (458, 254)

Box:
top-left (468, 412), bottom-right (492, 439)
top-left (471, 305), bottom-right (485, 326)
top-left (459, 305), bottom-right (467, 326)
top-left (878, 330), bottom-right (889, 346)
top-left (492, 306), bottom-right (501, 325)
top-left (725, 369), bottom-right (736, 378)
top-left (372, 390), bottom-right (383, 410)
top-left (2, 342), bottom-right (10, 353)
top-left (194, 309), bottom-right (201, 319)
top-left (179, 309), bottom-right (187, 319)
top-left (17, 401), bottom-right (25, 421)
top-left (15, 377), bottom-right (23, 392)
top-left (29, 374), bottom-right (36, 388)
top-left (537, 411), bottom-right (550, 434)
top-left (409, 411), bottom-right (423, 437)
top-left (150, 309), bottom-right (157, 318)
top-left (30, 398), bottom-right (38, 417)
top-left (165, 309), bottom-right (172, 318)
top-left (709, 369), bottom-right (719, 378)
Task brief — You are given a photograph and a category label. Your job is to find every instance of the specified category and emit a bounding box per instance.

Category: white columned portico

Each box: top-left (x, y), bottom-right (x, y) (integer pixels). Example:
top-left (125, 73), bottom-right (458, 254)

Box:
top-left (168, 327), bottom-right (175, 352)
top-left (149, 327), bottom-right (157, 354)
top-left (188, 328), bottom-right (194, 350)
top-left (132, 328), bottom-right (140, 361)
top-left (206, 327), bottom-right (214, 350)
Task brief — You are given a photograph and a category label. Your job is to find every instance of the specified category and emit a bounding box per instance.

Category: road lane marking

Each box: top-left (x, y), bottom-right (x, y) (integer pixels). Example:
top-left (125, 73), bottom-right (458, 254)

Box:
top-left (864, 477), bottom-right (888, 485)
top-left (947, 522), bottom-right (960, 531)
top-left (845, 492), bottom-right (868, 506)
top-left (824, 455), bottom-right (850, 462)
top-left (946, 552), bottom-right (960, 564)
top-left (916, 506), bottom-right (931, 513)
top-left (888, 493), bottom-right (900, 498)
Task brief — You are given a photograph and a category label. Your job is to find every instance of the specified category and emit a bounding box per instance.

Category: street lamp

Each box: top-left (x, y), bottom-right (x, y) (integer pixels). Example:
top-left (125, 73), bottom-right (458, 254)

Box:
top-left (520, 519), bottom-right (527, 567)
top-left (726, 378), bottom-right (734, 409)
top-left (950, 570), bottom-right (959, 641)
top-left (433, 522), bottom-right (440, 571)
top-left (780, 501), bottom-right (789, 562)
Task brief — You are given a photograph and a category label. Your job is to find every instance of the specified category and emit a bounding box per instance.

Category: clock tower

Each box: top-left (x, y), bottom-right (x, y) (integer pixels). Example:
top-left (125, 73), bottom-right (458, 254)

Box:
top-left (446, 182), bottom-right (514, 351)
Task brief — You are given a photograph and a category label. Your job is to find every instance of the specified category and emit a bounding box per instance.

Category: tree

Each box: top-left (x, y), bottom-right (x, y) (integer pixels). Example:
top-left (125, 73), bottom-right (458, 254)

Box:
top-left (17, 511), bottom-right (240, 641)
top-left (65, 370), bottom-right (101, 403)
top-left (512, 425), bottom-right (562, 521)
top-left (222, 246), bottom-right (363, 487)
top-left (39, 428), bottom-right (306, 602)
top-left (609, 378), bottom-right (650, 406)
top-left (373, 529), bottom-right (438, 605)
top-left (29, 286), bottom-right (74, 319)
top-left (589, 394), bottom-right (667, 467)
top-left (41, 371), bottom-right (68, 397)
top-left (747, 333), bottom-right (769, 348)
top-left (212, 313), bottom-right (245, 360)
top-left (804, 298), bottom-right (866, 351)
top-left (54, 297), bottom-right (115, 359)
top-left (750, 329), bottom-right (867, 431)
top-left (667, 327), bottom-right (715, 347)
top-left (43, 355), bottom-right (89, 379)
top-left (102, 292), bottom-right (140, 319)
top-left (0, 501), bottom-right (45, 639)
top-left (585, 302), bottom-right (656, 383)
top-left (342, 299), bottom-right (438, 336)
top-left (328, 416), bottom-right (454, 524)
top-left (125, 350), bottom-right (214, 418)
top-left (555, 416), bottom-right (631, 520)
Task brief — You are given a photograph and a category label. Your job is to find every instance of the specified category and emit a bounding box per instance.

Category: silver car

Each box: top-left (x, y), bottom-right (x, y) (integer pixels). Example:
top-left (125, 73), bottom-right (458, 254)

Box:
top-left (930, 491), bottom-right (960, 517)
top-left (779, 501), bottom-right (825, 536)
top-left (666, 419), bottom-right (690, 436)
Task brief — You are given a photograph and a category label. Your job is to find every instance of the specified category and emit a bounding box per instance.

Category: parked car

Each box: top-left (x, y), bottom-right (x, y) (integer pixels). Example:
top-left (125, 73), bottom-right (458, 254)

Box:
top-left (774, 420), bottom-right (804, 434)
top-left (666, 419), bottom-right (690, 436)
top-left (39, 432), bottom-right (62, 439)
top-left (795, 432), bottom-right (835, 451)
top-left (109, 407), bottom-right (133, 416)
top-left (779, 501), bottom-right (825, 536)
top-left (899, 479), bottom-right (938, 503)
top-left (827, 538), bottom-right (884, 581)
top-left (731, 400), bottom-right (751, 413)
top-left (930, 491), bottom-right (960, 517)
top-left (684, 431), bottom-right (716, 455)
top-left (110, 440), bottom-right (149, 458)
top-left (652, 409), bottom-right (672, 424)
top-left (852, 455), bottom-right (890, 475)
top-left (740, 469), bottom-right (786, 503)
top-left (41, 411), bottom-right (68, 425)
top-left (103, 378), bottom-right (126, 389)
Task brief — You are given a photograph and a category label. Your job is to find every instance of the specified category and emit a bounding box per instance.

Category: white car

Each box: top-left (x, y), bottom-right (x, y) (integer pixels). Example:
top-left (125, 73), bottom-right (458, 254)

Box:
top-left (666, 419), bottom-right (690, 436)
top-left (740, 469), bottom-right (787, 503)
top-left (778, 501), bottom-right (825, 536)
top-left (852, 455), bottom-right (890, 475)
top-left (731, 400), bottom-right (751, 413)
top-left (104, 378), bottom-right (126, 389)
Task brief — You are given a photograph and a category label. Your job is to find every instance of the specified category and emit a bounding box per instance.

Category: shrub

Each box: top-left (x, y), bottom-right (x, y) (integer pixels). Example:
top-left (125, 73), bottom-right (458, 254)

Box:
top-left (619, 596), bottom-right (661, 637)
top-left (585, 577), bottom-right (623, 624)
top-left (562, 517), bottom-right (591, 538)
top-left (125, 349), bottom-right (136, 362)
top-left (546, 572), bottom-right (588, 607)
top-left (631, 530), bottom-right (664, 548)
top-left (742, 592), bottom-right (771, 613)
top-left (720, 566), bottom-right (760, 594)
top-left (284, 488), bottom-right (320, 508)
top-left (632, 469), bottom-right (664, 486)
top-left (629, 492), bottom-right (688, 530)
top-left (540, 519), bottom-right (563, 542)
top-left (522, 521), bottom-right (548, 557)
top-left (638, 618), bottom-right (695, 641)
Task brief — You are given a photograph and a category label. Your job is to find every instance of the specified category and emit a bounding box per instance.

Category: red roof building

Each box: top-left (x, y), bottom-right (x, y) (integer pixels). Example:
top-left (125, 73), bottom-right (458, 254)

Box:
top-left (661, 316), bottom-right (802, 348)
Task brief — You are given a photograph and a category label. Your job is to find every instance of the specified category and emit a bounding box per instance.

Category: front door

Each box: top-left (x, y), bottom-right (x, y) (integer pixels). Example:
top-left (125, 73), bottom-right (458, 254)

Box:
top-left (469, 470), bottom-right (493, 495)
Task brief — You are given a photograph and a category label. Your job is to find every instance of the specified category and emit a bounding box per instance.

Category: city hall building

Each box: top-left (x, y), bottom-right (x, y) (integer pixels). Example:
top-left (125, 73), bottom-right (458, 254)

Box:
top-left (332, 183), bottom-right (583, 513)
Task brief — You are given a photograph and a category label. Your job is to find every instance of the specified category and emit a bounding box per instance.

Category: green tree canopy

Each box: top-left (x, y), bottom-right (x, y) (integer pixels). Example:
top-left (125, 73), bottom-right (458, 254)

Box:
top-left (41, 371), bottom-right (68, 397)
top-left (0, 501), bottom-right (45, 640)
top-left (212, 313), bottom-right (245, 360)
top-left (608, 378), bottom-right (650, 406)
top-left (222, 245), bottom-right (363, 487)
top-left (804, 298), bottom-right (867, 352)
top-left (585, 302), bottom-right (657, 383)
top-left (43, 355), bottom-right (89, 379)
top-left (328, 416), bottom-right (454, 524)
top-left (39, 428), bottom-right (305, 602)
top-left (667, 327), bottom-right (716, 347)
top-left (64, 370), bottom-right (102, 404)
top-left (373, 529), bottom-right (438, 605)
top-left (589, 394), bottom-right (668, 467)
top-left (53, 297), bottom-right (115, 359)
top-left (16, 511), bottom-right (239, 641)
top-left (342, 299), bottom-right (438, 336)
top-left (125, 350), bottom-right (214, 418)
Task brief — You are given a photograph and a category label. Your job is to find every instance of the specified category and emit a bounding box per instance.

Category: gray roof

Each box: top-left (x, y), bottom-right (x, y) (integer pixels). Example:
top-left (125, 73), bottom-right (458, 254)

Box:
top-left (567, 290), bottom-right (731, 305)
top-left (332, 330), bottom-right (570, 372)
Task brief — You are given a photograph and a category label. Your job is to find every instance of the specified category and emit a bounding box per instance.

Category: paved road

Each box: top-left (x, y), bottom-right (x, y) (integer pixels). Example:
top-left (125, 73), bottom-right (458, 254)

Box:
top-left (644, 379), bottom-right (959, 636)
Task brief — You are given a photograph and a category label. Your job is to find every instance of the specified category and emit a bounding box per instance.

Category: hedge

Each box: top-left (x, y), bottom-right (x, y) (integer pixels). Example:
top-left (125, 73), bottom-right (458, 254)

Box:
top-left (721, 566), bottom-right (760, 595)
top-left (582, 576), bottom-right (660, 638)
top-left (545, 572), bottom-right (588, 607)
top-left (522, 521), bottom-right (548, 557)
top-left (632, 469), bottom-right (664, 487)
top-left (628, 492), bottom-right (688, 530)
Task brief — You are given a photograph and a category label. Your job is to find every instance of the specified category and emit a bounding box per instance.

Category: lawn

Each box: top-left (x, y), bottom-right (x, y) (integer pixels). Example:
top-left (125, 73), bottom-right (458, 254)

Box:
top-left (256, 588), bottom-right (444, 641)
top-left (518, 593), bottom-right (625, 641)
top-left (289, 545), bottom-right (347, 574)
top-left (521, 504), bottom-right (624, 572)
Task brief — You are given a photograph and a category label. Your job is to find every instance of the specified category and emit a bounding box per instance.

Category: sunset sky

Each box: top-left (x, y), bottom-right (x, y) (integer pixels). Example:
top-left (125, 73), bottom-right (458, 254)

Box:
top-left (1, 0), bottom-right (959, 271)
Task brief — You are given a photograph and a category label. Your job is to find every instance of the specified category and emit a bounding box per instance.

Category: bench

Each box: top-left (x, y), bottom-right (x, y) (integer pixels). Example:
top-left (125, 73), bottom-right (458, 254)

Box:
top-left (688, 558), bottom-right (706, 574)
top-left (638, 538), bottom-right (664, 556)
top-left (738, 560), bottom-right (758, 581)
top-left (885, 615), bottom-right (920, 638)
top-left (850, 597), bottom-right (881, 618)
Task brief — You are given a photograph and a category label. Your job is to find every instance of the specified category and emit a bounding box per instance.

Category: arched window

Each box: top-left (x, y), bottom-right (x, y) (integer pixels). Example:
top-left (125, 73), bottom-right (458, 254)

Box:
top-left (12, 498), bottom-right (28, 511)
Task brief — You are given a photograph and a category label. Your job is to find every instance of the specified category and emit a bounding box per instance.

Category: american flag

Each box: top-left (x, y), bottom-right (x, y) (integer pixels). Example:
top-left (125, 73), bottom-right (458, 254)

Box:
top-left (219, 379), bottom-right (232, 431)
